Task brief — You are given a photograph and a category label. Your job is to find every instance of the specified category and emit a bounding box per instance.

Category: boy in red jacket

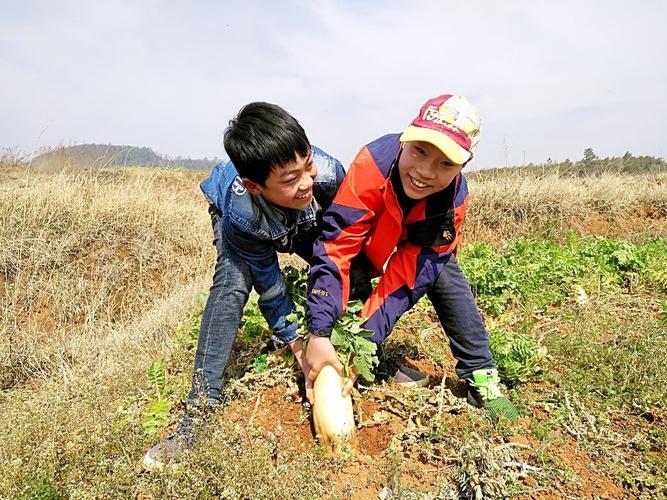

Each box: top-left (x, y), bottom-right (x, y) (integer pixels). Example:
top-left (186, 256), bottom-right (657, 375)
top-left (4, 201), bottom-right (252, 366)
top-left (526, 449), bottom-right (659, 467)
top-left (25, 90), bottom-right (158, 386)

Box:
top-left (305, 94), bottom-right (517, 420)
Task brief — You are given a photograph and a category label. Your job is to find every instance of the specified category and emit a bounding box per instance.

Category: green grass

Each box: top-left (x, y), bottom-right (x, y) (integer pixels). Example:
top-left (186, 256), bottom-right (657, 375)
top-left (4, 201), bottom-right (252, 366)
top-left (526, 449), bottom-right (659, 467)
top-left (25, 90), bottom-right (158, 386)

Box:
top-left (525, 292), bottom-right (667, 496)
top-left (459, 232), bottom-right (667, 317)
top-left (546, 296), bottom-right (667, 409)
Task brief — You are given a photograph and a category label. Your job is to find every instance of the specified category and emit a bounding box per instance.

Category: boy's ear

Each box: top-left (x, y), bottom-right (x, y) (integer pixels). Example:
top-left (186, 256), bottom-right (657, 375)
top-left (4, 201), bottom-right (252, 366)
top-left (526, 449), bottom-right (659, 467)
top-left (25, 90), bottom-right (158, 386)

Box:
top-left (241, 177), bottom-right (263, 196)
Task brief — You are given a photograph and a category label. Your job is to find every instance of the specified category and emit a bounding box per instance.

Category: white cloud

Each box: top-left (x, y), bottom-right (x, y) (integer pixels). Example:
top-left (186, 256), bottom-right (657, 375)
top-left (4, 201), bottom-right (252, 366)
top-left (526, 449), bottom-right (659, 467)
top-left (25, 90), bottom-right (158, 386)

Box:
top-left (1, 0), bottom-right (665, 167)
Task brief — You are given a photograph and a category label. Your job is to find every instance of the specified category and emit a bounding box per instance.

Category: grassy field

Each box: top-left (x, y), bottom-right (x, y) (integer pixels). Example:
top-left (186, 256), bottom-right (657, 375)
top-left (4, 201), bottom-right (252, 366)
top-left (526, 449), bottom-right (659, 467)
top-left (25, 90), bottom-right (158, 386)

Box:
top-left (1, 163), bottom-right (666, 499)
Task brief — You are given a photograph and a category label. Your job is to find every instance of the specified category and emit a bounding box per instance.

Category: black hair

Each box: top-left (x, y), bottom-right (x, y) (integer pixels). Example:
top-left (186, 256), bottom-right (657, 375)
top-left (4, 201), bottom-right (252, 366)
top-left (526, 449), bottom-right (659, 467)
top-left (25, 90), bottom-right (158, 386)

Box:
top-left (223, 102), bottom-right (311, 185)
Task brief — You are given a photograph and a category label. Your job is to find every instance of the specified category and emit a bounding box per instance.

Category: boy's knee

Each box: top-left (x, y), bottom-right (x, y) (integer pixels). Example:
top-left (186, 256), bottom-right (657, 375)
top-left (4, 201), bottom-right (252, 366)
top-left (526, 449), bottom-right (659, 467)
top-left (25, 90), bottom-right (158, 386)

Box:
top-left (211, 255), bottom-right (252, 291)
top-left (259, 280), bottom-right (286, 303)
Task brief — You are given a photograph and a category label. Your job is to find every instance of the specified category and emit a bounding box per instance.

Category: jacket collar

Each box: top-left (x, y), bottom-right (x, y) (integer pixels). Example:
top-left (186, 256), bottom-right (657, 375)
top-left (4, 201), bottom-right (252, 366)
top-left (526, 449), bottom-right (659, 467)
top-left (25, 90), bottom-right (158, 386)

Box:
top-left (253, 195), bottom-right (320, 240)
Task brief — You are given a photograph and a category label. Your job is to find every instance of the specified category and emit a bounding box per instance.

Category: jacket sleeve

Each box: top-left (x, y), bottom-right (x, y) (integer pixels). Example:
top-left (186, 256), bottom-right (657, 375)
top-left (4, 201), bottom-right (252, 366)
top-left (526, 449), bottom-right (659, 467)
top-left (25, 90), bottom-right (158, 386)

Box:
top-left (361, 174), bottom-right (469, 343)
top-left (306, 146), bottom-right (385, 335)
top-left (222, 217), bottom-right (298, 344)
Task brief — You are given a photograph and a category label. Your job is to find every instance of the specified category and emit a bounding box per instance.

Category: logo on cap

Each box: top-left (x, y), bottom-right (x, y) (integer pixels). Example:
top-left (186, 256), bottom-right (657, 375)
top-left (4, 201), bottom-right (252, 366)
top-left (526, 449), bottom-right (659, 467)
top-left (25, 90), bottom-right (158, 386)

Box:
top-left (400, 93), bottom-right (482, 164)
top-left (421, 96), bottom-right (480, 150)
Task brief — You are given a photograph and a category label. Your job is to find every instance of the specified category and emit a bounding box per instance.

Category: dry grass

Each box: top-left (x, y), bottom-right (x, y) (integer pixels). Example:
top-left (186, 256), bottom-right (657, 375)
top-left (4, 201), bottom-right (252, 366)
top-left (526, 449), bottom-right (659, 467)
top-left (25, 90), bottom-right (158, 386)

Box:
top-left (466, 170), bottom-right (667, 243)
top-left (1, 166), bottom-right (665, 392)
top-left (0, 167), bottom-right (213, 389)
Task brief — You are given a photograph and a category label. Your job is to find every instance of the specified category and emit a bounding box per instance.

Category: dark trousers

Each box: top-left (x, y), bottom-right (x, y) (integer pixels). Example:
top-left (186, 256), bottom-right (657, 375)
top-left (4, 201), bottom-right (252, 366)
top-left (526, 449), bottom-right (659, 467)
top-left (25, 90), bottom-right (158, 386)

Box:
top-left (427, 255), bottom-right (495, 379)
top-left (353, 255), bottom-right (495, 380)
top-left (188, 208), bottom-right (252, 406)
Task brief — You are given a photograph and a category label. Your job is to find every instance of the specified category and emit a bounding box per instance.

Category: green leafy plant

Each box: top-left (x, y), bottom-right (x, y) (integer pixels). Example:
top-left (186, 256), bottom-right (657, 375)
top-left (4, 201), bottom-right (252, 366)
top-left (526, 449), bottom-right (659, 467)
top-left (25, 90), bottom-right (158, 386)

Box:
top-left (329, 301), bottom-right (379, 382)
top-left (460, 234), bottom-right (667, 318)
top-left (283, 266), bottom-right (379, 382)
top-left (142, 359), bottom-right (172, 438)
top-left (253, 353), bottom-right (268, 373)
top-left (240, 292), bottom-right (268, 340)
top-left (660, 301), bottom-right (667, 325)
top-left (282, 266), bottom-right (310, 335)
top-left (147, 358), bottom-right (167, 393)
top-left (18, 479), bottom-right (62, 500)
top-left (488, 327), bottom-right (543, 385)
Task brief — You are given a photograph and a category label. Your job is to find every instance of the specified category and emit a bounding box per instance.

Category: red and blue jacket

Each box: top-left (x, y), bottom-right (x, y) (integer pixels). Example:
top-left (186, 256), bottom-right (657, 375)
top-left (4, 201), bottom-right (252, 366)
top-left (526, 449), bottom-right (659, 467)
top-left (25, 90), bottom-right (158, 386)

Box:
top-left (306, 133), bottom-right (469, 343)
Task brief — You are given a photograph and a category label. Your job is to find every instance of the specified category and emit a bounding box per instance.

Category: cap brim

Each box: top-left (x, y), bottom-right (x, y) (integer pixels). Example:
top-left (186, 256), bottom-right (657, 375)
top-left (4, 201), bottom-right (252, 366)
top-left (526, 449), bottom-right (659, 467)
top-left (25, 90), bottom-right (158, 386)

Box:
top-left (400, 126), bottom-right (471, 165)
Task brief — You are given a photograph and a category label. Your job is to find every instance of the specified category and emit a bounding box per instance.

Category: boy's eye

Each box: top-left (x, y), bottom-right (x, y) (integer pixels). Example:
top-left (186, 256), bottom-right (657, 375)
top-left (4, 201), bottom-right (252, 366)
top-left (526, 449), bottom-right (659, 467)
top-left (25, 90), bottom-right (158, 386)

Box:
top-left (415, 146), bottom-right (426, 155)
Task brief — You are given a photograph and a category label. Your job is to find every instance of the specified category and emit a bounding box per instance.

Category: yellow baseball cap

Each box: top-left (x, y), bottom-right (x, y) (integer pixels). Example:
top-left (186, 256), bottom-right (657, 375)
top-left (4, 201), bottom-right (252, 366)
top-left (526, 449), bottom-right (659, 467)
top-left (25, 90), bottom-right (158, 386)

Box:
top-left (400, 94), bottom-right (481, 165)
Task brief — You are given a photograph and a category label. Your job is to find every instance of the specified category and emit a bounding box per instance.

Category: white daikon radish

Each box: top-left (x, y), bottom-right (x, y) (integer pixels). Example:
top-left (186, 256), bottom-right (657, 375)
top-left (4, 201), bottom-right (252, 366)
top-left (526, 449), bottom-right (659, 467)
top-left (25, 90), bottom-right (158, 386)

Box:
top-left (312, 364), bottom-right (355, 451)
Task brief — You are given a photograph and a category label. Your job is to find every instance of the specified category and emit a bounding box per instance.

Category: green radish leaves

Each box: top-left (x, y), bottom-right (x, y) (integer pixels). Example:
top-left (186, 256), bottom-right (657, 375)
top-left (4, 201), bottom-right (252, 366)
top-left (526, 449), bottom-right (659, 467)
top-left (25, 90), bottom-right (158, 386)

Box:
top-left (283, 266), bottom-right (379, 382)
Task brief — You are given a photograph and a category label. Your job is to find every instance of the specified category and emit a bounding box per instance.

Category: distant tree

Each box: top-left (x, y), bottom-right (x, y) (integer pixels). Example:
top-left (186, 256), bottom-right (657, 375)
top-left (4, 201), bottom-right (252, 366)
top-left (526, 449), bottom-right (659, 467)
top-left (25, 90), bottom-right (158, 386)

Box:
top-left (583, 148), bottom-right (598, 162)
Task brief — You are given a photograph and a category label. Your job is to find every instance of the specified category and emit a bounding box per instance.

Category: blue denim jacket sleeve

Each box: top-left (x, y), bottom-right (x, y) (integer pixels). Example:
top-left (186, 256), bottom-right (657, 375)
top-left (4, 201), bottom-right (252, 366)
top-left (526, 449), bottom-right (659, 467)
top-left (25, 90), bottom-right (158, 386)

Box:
top-left (221, 216), bottom-right (299, 346)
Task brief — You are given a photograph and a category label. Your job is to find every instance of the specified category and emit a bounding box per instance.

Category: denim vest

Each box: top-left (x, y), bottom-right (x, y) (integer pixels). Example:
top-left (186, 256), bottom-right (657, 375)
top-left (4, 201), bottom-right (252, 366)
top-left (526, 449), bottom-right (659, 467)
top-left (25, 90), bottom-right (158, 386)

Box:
top-left (199, 146), bottom-right (345, 346)
top-left (200, 145), bottom-right (344, 253)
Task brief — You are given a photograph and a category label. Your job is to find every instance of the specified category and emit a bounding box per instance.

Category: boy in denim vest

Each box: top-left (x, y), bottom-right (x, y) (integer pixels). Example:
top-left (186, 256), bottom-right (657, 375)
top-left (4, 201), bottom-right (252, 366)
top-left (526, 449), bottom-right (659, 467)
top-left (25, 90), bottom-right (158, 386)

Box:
top-left (144, 102), bottom-right (346, 469)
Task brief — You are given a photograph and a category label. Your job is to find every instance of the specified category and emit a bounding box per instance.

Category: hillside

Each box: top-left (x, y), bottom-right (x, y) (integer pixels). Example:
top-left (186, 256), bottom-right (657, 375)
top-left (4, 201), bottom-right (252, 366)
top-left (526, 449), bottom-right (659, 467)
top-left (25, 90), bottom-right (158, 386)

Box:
top-left (29, 143), bottom-right (220, 170)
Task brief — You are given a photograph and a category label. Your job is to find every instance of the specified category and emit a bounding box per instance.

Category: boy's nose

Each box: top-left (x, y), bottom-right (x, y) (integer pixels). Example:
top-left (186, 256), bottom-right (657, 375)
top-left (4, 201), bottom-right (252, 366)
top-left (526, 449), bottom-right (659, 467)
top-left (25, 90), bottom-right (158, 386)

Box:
top-left (415, 162), bottom-right (435, 180)
top-left (299, 176), bottom-right (314, 191)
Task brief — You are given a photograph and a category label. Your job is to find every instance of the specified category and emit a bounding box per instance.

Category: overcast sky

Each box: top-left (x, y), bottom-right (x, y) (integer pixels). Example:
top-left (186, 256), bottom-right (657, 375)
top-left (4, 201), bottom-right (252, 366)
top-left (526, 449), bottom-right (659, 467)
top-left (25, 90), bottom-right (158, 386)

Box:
top-left (2, 0), bottom-right (666, 169)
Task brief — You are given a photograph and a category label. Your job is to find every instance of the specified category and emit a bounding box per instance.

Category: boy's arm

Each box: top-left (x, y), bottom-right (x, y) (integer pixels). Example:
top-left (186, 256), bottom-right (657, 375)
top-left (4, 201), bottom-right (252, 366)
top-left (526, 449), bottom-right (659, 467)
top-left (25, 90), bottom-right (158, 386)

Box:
top-left (306, 147), bottom-right (385, 336)
top-left (222, 218), bottom-right (298, 346)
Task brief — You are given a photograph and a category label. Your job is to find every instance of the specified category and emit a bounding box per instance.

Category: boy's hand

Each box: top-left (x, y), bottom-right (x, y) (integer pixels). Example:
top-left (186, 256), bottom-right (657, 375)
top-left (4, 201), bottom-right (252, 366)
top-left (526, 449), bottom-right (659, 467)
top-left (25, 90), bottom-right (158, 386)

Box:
top-left (289, 338), bottom-right (313, 404)
top-left (305, 334), bottom-right (344, 387)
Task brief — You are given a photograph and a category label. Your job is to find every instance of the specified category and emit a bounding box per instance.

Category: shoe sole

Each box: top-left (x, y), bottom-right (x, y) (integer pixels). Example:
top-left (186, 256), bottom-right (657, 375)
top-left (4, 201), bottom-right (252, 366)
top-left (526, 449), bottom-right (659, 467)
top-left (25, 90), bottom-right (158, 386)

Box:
top-left (466, 392), bottom-right (518, 421)
top-left (142, 451), bottom-right (165, 472)
top-left (142, 451), bottom-right (182, 472)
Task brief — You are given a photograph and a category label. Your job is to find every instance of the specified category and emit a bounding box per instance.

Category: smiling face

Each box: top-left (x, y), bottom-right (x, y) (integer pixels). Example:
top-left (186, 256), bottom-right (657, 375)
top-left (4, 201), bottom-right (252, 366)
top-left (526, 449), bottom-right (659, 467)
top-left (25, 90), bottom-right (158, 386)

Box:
top-left (242, 150), bottom-right (318, 210)
top-left (397, 141), bottom-right (465, 200)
